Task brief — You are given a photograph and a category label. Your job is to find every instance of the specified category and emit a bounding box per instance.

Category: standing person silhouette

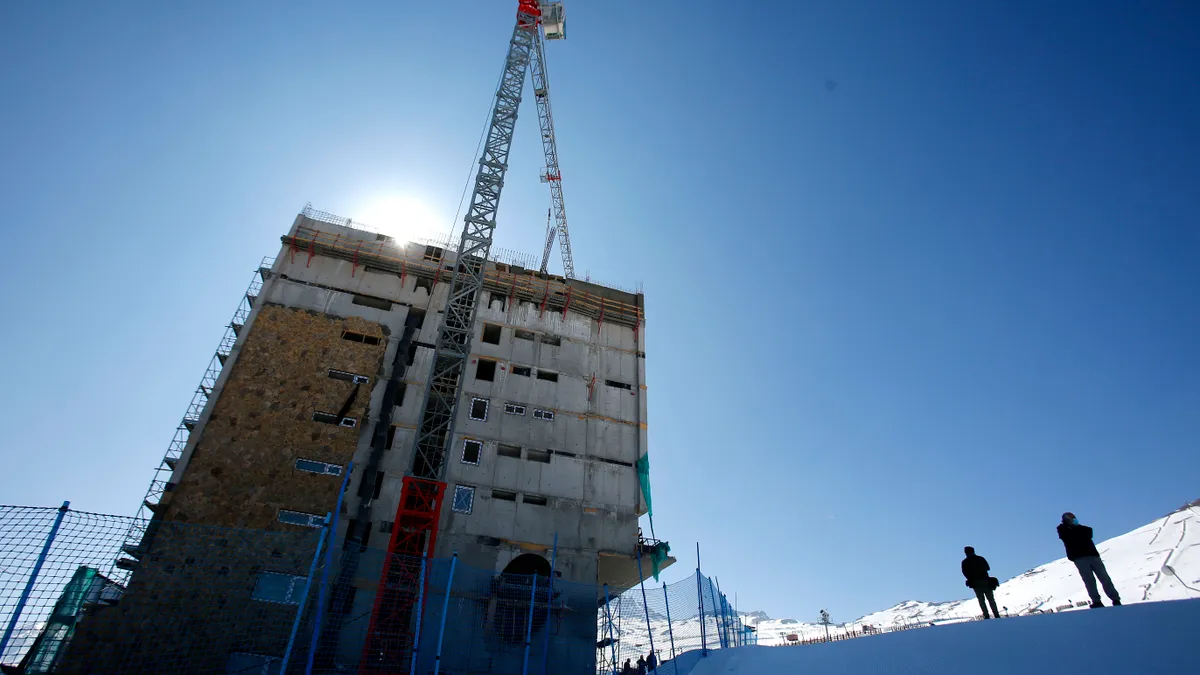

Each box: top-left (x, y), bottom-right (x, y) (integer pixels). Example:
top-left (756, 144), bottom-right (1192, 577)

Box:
top-left (961, 546), bottom-right (1001, 619)
top-left (1058, 512), bottom-right (1121, 608)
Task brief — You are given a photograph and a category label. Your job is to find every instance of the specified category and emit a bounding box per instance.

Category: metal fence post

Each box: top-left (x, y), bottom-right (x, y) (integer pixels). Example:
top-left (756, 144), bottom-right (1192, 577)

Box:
top-left (696, 544), bottom-right (706, 657)
top-left (540, 533), bottom-right (557, 675)
top-left (714, 579), bottom-right (728, 649)
top-left (432, 552), bottom-right (457, 675)
top-left (662, 582), bottom-right (676, 663)
top-left (635, 545), bottom-right (657, 673)
top-left (281, 512), bottom-right (331, 673)
top-left (705, 576), bottom-right (722, 649)
top-left (0, 501), bottom-right (68, 661)
top-left (305, 460), bottom-right (353, 675)
top-left (408, 554), bottom-right (429, 675)
top-left (521, 572), bottom-right (539, 675)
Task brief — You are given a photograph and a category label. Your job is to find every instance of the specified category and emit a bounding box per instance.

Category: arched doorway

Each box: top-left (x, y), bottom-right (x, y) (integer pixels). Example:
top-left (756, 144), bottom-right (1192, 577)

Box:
top-left (490, 554), bottom-right (552, 644)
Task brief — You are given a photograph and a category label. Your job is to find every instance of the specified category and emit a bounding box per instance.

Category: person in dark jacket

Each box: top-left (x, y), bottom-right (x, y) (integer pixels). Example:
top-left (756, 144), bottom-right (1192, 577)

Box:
top-left (1058, 512), bottom-right (1121, 608)
top-left (621, 658), bottom-right (634, 675)
top-left (646, 651), bottom-right (658, 672)
top-left (636, 655), bottom-right (647, 675)
top-left (961, 546), bottom-right (1001, 619)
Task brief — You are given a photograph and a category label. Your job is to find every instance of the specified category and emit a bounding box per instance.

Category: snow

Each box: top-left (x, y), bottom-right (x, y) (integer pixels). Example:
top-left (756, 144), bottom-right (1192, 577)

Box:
top-left (677, 598), bottom-right (1200, 675)
top-left (751, 503), bottom-right (1200, 643)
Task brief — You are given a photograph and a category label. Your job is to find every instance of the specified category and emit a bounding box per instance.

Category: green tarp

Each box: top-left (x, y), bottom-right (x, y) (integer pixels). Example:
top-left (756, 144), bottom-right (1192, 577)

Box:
top-left (636, 453), bottom-right (652, 517)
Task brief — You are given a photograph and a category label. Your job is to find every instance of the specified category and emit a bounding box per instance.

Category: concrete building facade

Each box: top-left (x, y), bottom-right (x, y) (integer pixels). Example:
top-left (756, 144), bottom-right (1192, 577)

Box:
top-left (65, 208), bottom-right (666, 672)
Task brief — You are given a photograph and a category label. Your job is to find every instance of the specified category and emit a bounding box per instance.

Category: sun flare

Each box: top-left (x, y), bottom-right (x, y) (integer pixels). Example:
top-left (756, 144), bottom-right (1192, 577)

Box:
top-left (355, 194), bottom-right (445, 242)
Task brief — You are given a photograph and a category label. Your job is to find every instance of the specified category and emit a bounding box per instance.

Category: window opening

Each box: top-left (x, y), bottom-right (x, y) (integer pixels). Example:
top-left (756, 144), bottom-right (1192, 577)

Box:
top-left (497, 444), bottom-right (522, 459)
top-left (542, 334), bottom-right (562, 347)
top-left (469, 398), bottom-right (489, 421)
top-left (511, 365), bottom-right (531, 377)
top-left (533, 409), bottom-right (555, 421)
top-left (329, 369), bottom-right (370, 385)
top-left (536, 371), bottom-right (558, 382)
top-left (526, 449), bottom-right (551, 464)
top-left (462, 439), bottom-right (482, 465)
top-left (278, 510), bottom-right (324, 528)
top-left (414, 276), bottom-right (434, 295)
top-left (515, 329), bottom-right (535, 341)
top-left (482, 323), bottom-right (502, 344)
top-left (352, 294), bottom-right (392, 311)
top-left (405, 308), bottom-right (426, 331)
top-left (605, 379), bottom-right (632, 390)
top-left (492, 489), bottom-right (517, 502)
top-left (395, 383), bottom-right (407, 408)
top-left (342, 331), bottom-right (381, 346)
top-left (504, 403), bottom-right (526, 416)
top-left (296, 459), bottom-right (342, 476)
top-left (476, 359), bottom-right (497, 381)
top-left (379, 521), bottom-right (394, 533)
top-left (423, 245), bottom-right (444, 262)
top-left (386, 425), bottom-right (398, 450)
top-left (523, 494), bottom-right (548, 506)
top-left (452, 485), bottom-right (475, 513)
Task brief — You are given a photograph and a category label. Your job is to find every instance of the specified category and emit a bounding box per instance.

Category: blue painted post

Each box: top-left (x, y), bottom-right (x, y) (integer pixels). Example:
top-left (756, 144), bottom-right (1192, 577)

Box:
top-left (0, 501), bottom-right (68, 660)
top-left (281, 513), bottom-right (331, 673)
top-left (432, 553), bottom-right (458, 675)
top-left (662, 582), bottom-right (676, 663)
top-left (696, 544), bottom-right (707, 657)
top-left (604, 584), bottom-right (618, 675)
top-left (304, 461), bottom-right (353, 675)
top-left (635, 545), bottom-right (657, 673)
top-left (407, 554), bottom-right (429, 675)
top-left (521, 572), bottom-right (539, 675)
top-left (540, 533), bottom-right (558, 675)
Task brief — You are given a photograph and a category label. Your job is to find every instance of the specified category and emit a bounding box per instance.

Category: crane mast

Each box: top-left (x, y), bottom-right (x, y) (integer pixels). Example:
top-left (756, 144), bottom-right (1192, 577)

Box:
top-left (360, 2), bottom-right (550, 670)
top-left (531, 27), bottom-right (576, 279)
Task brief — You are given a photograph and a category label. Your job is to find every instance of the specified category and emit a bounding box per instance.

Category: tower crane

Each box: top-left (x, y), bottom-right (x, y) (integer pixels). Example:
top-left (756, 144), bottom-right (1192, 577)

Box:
top-left (360, 2), bottom-right (572, 670)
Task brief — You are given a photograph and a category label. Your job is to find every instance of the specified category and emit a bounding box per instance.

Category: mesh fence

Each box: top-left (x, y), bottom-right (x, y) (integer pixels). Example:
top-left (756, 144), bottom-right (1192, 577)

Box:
top-left (0, 504), bottom-right (744, 675)
top-left (597, 572), bottom-right (751, 675)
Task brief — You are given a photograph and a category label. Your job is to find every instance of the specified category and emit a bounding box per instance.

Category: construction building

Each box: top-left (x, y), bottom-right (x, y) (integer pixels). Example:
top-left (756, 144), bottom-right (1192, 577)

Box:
top-left (60, 207), bottom-right (668, 673)
top-left (62, 3), bottom-right (672, 671)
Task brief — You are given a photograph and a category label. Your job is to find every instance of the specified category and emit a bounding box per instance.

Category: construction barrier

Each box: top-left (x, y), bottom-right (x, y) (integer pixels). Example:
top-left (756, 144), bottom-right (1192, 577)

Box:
top-left (0, 504), bottom-right (741, 675)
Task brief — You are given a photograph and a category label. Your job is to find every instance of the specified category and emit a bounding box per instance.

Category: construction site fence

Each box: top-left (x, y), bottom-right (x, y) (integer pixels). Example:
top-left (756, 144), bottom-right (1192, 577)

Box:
top-left (597, 567), bottom-right (754, 675)
top-left (0, 504), bottom-right (742, 675)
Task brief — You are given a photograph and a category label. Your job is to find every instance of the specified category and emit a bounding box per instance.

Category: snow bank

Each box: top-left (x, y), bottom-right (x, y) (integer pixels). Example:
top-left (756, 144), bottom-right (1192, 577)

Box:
top-left (678, 598), bottom-right (1200, 674)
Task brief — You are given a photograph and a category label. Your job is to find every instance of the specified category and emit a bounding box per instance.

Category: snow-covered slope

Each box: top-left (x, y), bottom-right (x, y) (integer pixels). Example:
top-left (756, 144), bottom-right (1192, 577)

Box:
top-left (752, 501), bottom-right (1200, 643)
top-left (684, 598), bottom-right (1200, 675)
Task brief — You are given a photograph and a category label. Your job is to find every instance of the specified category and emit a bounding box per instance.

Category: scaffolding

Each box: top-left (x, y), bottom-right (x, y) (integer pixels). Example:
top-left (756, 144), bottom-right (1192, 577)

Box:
top-left (115, 258), bottom-right (275, 572)
top-left (283, 222), bottom-right (644, 330)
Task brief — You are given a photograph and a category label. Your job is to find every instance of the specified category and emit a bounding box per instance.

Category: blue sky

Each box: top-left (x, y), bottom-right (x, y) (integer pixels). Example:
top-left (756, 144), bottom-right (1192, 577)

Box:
top-left (1, 1), bottom-right (1197, 620)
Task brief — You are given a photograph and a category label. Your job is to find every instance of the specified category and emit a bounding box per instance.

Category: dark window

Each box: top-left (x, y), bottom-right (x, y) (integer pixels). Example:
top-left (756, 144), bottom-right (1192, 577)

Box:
top-left (405, 308), bottom-right (426, 331)
top-left (511, 365), bottom-right (531, 377)
top-left (469, 398), bottom-right (489, 421)
top-left (490, 293), bottom-right (507, 312)
top-left (497, 444), bottom-right (522, 459)
top-left (504, 403), bottom-right (526, 416)
top-left (536, 371), bottom-right (558, 383)
top-left (482, 324), bottom-right (502, 344)
top-left (515, 329), bottom-right (535, 341)
top-left (342, 331), bottom-right (382, 346)
top-left (329, 369), bottom-right (370, 384)
top-left (476, 359), bottom-right (497, 381)
top-left (414, 276), bottom-right (434, 295)
top-left (605, 380), bottom-right (632, 390)
top-left (406, 342), bottom-right (419, 366)
top-left (523, 494), bottom-right (548, 506)
top-left (386, 425), bottom-right (397, 449)
top-left (395, 383), bottom-right (407, 408)
top-left (423, 245), bottom-right (444, 262)
top-left (526, 449), bottom-right (551, 464)
top-left (462, 440), bottom-right (482, 465)
top-left (552, 450), bottom-right (577, 458)
top-left (378, 521), bottom-right (394, 533)
top-left (372, 471), bottom-right (385, 499)
top-left (352, 294), bottom-right (392, 311)
top-left (533, 409), bottom-right (555, 421)
top-left (492, 489), bottom-right (517, 502)
top-left (542, 334), bottom-right (562, 347)
top-left (597, 456), bottom-right (634, 468)
top-left (313, 411), bottom-right (357, 427)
